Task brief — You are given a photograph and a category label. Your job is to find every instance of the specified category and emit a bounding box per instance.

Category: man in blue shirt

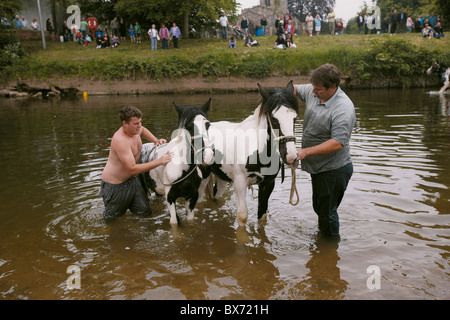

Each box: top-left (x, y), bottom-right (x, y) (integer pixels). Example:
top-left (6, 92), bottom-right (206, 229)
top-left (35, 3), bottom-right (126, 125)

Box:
top-left (294, 64), bottom-right (356, 239)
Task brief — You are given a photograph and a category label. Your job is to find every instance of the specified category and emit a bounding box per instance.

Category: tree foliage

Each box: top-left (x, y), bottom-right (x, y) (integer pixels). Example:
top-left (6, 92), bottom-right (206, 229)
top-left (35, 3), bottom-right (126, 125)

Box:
top-left (76, 0), bottom-right (238, 38)
top-left (0, 0), bottom-right (23, 18)
top-left (288, 0), bottom-right (336, 21)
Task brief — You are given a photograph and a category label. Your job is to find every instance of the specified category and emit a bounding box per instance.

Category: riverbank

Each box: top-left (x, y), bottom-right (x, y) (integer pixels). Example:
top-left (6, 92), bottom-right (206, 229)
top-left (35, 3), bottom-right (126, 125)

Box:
top-left (1, 33), bottom-right (448, 96)
top-left (0, 75), bottom-right (314, 98)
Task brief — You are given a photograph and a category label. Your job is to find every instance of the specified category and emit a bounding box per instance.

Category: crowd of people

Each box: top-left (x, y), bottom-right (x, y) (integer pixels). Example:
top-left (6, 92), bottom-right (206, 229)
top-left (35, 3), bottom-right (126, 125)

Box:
top-left (355, 9), bottom-right (444, 39)
top-left (2, 7), bottom-right (445, 51)
top-left (69, 17), bottom-right (182, 50)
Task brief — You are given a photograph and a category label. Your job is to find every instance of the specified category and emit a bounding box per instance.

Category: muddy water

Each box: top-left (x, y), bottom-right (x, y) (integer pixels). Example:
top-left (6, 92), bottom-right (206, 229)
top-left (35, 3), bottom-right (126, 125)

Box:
top-left (0, 89), bottom-right (448, 300)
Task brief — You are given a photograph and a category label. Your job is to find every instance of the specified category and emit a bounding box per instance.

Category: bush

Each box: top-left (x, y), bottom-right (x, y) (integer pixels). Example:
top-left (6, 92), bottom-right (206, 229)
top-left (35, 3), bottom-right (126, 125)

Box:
top-left (351, 37), bottom-right (446, 87)
top-left (0, 31), bottom-right (24, 69)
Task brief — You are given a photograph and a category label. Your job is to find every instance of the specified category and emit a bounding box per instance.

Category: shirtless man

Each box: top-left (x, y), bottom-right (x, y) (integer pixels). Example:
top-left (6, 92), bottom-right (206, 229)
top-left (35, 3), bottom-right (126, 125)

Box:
top-left (100, 106), bottom-right (172, 219)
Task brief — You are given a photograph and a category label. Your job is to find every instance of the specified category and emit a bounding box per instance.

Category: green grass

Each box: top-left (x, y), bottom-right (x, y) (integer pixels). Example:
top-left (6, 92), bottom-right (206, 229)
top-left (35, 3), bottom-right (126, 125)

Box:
top-left (3, 33), bottom-right (450, 87)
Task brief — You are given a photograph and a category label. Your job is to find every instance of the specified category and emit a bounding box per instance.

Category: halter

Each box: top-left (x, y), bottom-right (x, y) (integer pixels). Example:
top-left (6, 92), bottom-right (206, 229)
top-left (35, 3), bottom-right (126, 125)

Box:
top-left (266, 113), bottom-right (299, 206)
top-left (162, 131), bottom-right (212, 187)
top-left (266, 114), bottom-right (296, 145)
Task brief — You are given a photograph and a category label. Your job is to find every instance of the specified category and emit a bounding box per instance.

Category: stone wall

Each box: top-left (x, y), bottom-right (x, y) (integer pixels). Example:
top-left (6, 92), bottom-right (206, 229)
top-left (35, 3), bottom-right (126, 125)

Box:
top-left (241, 0), bottom-right (303, 36)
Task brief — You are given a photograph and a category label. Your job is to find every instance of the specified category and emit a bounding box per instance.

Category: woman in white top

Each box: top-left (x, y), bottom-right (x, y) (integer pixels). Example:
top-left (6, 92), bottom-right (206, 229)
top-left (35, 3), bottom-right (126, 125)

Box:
top-left (305, 12), bottom-right (314, 36)
top-left (31, 18), bottom-right (38, 30)
top-left (148, 24), bottom-right (159, 51)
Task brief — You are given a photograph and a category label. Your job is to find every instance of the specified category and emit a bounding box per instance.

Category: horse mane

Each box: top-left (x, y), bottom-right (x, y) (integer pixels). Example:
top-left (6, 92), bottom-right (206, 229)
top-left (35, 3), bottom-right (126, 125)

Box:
top-left (174, 99), bottom-right (211, 129)
top-left (178, 106), bottom-right (209, 129)
top-left (258, 87), bottom-right (298, 123)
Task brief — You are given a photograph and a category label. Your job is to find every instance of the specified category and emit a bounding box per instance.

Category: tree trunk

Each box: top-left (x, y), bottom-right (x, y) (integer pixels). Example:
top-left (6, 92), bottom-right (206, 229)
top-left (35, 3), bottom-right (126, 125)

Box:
top-left (183, 11), bottom-right (189, 38)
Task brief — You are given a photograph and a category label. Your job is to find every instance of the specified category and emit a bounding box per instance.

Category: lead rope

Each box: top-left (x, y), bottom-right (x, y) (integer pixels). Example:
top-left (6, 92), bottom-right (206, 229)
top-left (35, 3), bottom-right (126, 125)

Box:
top-left (289, 160), bottom-right (300, 206)
top-left (267, 116), bottom-right (299, 206)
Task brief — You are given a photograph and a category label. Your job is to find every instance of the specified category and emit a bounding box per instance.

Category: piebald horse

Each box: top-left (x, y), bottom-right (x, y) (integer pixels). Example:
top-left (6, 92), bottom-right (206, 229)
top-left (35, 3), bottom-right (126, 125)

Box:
top-left (200, 81), bottom-right (299, 226)
top-left (139, 99), bottom-right (214, 224)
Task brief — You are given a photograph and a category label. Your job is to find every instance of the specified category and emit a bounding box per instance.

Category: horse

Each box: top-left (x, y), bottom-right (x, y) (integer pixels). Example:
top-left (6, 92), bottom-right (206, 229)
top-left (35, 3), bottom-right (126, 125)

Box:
top-left (427, 61), bottom-right (450, 93)
top-left (199, 81), bottom-right (299, 227)
top-left (139, 99), bottom-right (214, 224)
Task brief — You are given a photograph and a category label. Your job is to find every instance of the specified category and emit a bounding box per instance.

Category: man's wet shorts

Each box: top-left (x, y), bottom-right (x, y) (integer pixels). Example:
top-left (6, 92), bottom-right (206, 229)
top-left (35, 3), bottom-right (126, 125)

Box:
top-left (99, 175), bottom-right (151, 219)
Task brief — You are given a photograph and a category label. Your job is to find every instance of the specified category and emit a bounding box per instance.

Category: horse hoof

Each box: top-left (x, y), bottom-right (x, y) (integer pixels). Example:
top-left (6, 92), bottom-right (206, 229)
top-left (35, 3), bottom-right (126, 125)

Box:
top-left (237, 217), bottom-right (247, 227)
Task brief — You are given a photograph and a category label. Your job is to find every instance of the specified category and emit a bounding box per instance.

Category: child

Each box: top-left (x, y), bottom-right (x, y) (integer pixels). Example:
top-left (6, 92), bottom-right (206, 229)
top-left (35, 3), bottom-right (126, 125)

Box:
top-left (229, 35), bottom-right (236, 48)
top-left (286, 34), bottom-right (296, 48)
top-left (83, 35), bottom-right (91, 46)
top-left (96, 34), bottom-right (102, 48)
top-left (129, 24), bottom-right (135, 43)
top-left (101, 35), bottom-right (110, 48)
top-left (111, 34), bottom-right (120, 47)
top-left (135, 22), bottom-right (141, 43)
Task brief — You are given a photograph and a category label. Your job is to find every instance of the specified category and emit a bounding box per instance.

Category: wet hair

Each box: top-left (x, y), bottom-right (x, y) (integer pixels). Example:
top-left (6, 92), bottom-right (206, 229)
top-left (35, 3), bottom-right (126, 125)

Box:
top-left (310, 63), bottom-right (341, 89)
top-left (119, 106), bottom-right (143, 123)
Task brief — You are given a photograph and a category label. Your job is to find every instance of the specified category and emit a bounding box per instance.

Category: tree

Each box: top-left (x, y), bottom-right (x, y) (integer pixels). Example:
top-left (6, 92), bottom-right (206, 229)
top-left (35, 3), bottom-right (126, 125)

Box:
top-left (433, 0), bottom-right (450, 27)
top-left (0, 0), bottom-right (23, 19)
top-left (288, 0), bottom-right (335, 22)
top-left (113, 0), bottom-right (238, 38)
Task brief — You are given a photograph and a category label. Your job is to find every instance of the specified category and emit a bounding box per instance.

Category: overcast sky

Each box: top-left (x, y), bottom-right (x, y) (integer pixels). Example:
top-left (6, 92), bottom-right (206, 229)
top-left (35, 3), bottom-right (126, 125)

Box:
top-left (238, 0), bottom-right (370, 22)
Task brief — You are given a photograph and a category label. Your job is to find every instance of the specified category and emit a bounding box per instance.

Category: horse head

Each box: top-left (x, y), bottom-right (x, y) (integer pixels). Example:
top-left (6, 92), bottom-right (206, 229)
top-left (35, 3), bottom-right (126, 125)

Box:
top-left (257, 81), bottom-right (298, 165)
top-left (427, 61), bottom-right (442, 75)
top-left (173, 98), bottom-right (214, 165)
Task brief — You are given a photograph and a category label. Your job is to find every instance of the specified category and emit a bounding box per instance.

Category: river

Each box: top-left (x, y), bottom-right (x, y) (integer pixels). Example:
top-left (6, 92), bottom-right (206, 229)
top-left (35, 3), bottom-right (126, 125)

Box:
top-left (0, 88), bottom-right (448, 300)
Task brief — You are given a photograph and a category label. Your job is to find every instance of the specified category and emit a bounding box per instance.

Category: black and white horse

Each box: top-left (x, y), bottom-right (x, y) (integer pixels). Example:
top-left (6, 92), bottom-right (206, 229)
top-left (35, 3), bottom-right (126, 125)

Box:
top-left (427, 61), bottom-right (450, 93)
top-left (139, 99), bottom-right (214, 224)
top-left (200, 81), bottom-right (299, 226)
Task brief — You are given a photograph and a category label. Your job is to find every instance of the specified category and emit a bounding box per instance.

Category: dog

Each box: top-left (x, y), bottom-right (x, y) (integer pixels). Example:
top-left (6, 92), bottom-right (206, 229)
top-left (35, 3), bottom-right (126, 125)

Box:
top-left (427, 61), bottom-right (450, 93)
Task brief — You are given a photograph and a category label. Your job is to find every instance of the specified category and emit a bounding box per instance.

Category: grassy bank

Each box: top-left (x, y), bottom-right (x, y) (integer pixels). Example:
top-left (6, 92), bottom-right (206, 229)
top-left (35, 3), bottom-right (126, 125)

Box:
top-left (2, 33), bottom-right (450, 88)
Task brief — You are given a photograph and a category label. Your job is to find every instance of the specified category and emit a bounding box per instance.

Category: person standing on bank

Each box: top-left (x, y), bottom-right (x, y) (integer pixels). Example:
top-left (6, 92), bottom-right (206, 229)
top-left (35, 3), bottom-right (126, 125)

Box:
top-left (170, 22), bottom-right (181, 49)
top-left (100, 106), bottom-right (171, 220)
top-left (294, 64), bottom-right (356, 239)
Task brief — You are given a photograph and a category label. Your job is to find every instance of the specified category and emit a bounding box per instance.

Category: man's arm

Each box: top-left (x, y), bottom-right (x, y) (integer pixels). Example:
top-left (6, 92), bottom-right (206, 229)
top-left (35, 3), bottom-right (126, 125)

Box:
top-left (141, 126), bottom-right (166, 145)
top-left (297, 139), bottom-right (342, 161)
top-left (114, 137), bottom-right (171, 176)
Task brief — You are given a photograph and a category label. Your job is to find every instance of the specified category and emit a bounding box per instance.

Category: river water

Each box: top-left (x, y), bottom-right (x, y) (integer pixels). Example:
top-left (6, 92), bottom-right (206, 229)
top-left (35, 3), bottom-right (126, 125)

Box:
top-left (0, 88), bottom-right (448, 300)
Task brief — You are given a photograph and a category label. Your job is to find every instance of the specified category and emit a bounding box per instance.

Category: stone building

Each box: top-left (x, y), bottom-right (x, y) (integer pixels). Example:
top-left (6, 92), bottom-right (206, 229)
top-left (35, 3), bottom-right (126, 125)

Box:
top-left (241, 0), bottom-right (302, 36)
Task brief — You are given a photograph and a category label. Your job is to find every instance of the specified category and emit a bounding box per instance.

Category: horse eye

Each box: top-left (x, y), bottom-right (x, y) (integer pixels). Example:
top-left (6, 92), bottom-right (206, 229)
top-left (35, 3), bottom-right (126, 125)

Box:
top-left (205, 122), bottom-right (211, 130)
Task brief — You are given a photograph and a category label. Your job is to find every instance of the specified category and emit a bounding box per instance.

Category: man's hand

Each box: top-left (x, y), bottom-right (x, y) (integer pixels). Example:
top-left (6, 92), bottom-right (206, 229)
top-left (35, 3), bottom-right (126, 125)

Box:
top-left (156, 138), bottom-right (167, 146)
top-left (159, 151), bottom-right (172, 165)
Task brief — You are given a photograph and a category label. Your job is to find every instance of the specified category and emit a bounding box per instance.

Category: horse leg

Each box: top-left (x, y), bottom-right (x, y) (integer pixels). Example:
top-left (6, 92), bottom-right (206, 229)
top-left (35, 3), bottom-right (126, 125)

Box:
top-left (186, 192), bottom-right (199, 221)
top-left (197, 176), bottom-right (210, 202)
top-left (258, 178), bottom-right (275, 220)
top-left (234, 176), bottom-right (249, 226)
top-left (214, 177), bottom-right (228, 199)
top-left (165, 186), bottom-right (178, 224)
top-left (440, 80), bottom-right (449, 93)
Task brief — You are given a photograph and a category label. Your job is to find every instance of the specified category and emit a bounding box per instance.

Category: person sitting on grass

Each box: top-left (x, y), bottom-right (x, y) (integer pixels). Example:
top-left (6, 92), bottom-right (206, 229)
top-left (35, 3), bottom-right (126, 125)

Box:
top-left (274, 34), bottom-right (286, 49)
top-left (101, 35), bottom-right (110, 48)
top-left (286, 34), bottom-right (296, 48)
top-left (229, 35), bottom-right (236, 48)
top-left (96, 34), bottom-right (102, 48)
top-left (245, 34), bottom-right (259, 47)
top-left (422, 22), bottom-right (439, 39)
top-left (83, 35), bottom-right (92, 47)
top-left (111, 34), bottom-right (120, 48)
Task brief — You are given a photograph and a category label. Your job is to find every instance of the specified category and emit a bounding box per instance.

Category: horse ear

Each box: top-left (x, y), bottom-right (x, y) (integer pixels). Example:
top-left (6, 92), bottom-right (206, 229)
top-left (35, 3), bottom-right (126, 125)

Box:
top-left (258, 83), bottom-right (270, 101)
top-left (286, 80), bottom-right (294, 94)
top-left (173, 101), bottom-right (183, 116)
top-left (201, 98), bottom-right (211, 113)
